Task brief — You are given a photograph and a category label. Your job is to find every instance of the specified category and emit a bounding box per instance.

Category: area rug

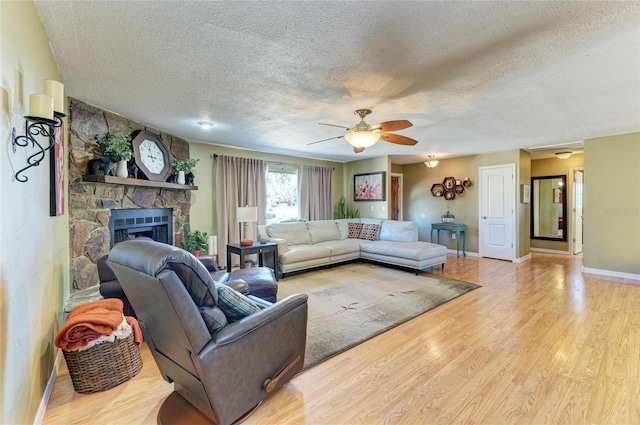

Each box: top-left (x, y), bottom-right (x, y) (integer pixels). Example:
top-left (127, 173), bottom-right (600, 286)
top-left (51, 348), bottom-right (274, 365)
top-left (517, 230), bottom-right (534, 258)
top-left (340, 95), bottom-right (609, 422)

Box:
top-left (277, 263), bottom-right (480, 369)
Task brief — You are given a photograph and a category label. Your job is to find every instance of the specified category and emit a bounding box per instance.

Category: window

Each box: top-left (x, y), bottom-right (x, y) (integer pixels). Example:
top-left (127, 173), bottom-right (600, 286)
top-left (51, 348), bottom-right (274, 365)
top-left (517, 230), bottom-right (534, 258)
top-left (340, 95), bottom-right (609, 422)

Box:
top-left (266, 165), bottom-right (298, 224)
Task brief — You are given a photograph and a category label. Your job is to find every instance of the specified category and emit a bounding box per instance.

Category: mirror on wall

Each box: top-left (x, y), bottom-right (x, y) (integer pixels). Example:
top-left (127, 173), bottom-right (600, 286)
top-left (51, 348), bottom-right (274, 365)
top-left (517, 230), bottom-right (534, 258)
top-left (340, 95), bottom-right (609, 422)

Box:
top-left (531, 175), bottom-right (567, 241)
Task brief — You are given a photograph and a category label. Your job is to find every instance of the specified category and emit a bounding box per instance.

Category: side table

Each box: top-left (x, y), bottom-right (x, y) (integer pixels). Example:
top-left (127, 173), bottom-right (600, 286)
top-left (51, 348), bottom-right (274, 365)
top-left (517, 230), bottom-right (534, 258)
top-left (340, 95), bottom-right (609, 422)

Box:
top-left (226, 242), bottom-right (278, 279)
top-left (431, 223), bottom-right (466, 257)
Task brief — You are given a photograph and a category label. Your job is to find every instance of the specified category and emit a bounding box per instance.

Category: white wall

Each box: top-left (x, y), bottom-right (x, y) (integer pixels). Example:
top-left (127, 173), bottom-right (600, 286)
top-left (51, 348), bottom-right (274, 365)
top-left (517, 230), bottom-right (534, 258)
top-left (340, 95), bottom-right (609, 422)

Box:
top-left (1, 2), bottom-right (70, 423)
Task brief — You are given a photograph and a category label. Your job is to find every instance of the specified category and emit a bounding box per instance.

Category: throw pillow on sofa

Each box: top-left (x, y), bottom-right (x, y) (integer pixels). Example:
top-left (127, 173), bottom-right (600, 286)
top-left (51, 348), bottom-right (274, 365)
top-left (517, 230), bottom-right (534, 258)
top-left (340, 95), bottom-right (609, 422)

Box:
top-left (348, 222), bottom-right (363, 239)
top-left (359, 223), bottom-right (380, 241)
top-left (215, 284), bottom-right (260, 322)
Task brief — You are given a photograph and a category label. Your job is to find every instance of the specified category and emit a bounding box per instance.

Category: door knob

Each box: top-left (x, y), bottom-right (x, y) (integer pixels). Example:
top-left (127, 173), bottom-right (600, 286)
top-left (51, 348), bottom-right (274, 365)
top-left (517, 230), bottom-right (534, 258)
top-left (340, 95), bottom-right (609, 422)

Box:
top-left (482, 216), bottom-right (487, 219)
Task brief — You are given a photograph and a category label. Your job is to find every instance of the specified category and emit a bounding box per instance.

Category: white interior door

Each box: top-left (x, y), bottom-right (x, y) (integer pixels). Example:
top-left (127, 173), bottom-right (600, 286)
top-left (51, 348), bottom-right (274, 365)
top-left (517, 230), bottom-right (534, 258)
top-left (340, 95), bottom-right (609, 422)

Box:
top-left (479, 164), bottom-right (515, 261)
top-left (573, 170), bottom-right (584, 254)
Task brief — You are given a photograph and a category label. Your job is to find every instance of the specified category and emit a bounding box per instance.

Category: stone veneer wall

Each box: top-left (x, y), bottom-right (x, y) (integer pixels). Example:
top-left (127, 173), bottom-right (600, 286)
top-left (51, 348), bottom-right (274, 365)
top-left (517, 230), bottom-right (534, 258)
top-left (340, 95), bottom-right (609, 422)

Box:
top-left (69, 99), bottom-right (193, 290)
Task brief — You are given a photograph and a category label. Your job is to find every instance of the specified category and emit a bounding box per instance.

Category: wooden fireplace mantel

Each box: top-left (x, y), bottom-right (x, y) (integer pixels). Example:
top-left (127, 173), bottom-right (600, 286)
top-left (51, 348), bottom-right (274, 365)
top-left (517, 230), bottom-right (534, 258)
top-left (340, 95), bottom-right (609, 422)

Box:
top-left (82, 175), bottom-right (198, 190)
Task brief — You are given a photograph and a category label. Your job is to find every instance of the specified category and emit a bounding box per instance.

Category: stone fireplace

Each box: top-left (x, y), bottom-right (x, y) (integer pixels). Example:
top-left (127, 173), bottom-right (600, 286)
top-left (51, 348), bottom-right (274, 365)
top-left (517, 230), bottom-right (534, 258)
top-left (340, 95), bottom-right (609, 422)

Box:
top-left (109, 208), bottom-right (173, 245)
top-left (69, 99), bottom-right (194, 290)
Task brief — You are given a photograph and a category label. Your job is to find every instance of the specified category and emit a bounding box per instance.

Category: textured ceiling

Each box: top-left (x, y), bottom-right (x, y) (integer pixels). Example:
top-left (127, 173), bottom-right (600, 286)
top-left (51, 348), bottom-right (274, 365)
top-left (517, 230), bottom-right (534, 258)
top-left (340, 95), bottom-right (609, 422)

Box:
top-left (34, 1), bottom-right (640, 164)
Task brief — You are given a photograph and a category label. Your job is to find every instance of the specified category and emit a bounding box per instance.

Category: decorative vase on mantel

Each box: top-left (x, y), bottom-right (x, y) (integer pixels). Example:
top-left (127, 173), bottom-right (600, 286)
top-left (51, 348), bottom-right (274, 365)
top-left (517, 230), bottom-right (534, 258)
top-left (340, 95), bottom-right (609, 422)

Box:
top-left (116, 160), bottom-right (128, 178)
top-left (177, 170), bottom-right (186, 185)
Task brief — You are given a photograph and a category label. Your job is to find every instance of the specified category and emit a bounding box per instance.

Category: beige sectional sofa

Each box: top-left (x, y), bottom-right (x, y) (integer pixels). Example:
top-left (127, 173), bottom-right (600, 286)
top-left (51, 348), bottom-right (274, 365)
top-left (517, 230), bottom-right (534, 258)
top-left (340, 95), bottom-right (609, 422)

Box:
top-left (257, 218), bottom-right (447, 277)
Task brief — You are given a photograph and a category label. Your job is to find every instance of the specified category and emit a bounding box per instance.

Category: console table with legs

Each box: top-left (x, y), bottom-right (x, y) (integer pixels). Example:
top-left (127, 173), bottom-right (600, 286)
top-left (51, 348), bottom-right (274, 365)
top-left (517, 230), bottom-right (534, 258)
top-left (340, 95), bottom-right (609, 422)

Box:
top-left (431, 223), bottom-right (467, 257)
top-left (226, 242), bottom-right (278, 279)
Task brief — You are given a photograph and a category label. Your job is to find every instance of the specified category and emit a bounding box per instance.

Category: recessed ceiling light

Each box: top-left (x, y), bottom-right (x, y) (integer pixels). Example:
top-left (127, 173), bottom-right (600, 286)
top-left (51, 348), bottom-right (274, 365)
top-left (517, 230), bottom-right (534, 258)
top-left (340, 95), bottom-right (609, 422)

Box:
top-left (198, 121), bottom-right (214, 129)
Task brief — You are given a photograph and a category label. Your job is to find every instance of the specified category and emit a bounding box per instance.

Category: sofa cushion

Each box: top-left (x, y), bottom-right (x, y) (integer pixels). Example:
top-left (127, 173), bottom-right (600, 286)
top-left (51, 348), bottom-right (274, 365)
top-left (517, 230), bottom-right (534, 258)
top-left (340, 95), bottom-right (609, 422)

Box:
top-left (336, 219), bottom-right (360, 239)
top-left (307, 220), bottom-right (341, 244)
top-left (315, 239), bottom-right (363, 256)
top-left (279, 244), bottom-right (332, 264)
top-left (348, 222), bottom-right (363, 239)
top-left (266, 222), bottom-right (311, 245)
top-left (379, 220), bottom-right (418, 242)
top-left (214, 284), bottom-right (260, 322)
top-left (360, 218), bottom-right (383, 239)
top-left (359, 223), bottom-right (379, 241)
top-left (360, 241), bottom-right (447, 261)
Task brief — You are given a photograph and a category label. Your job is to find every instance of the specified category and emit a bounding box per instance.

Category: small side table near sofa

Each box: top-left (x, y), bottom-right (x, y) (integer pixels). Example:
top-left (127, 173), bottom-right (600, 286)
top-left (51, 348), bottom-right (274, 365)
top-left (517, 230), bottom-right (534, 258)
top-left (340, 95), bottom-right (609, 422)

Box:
top-left (226, 241), bottom-right (278, 279)
top-left (431, 222), bottom-right (466, 257)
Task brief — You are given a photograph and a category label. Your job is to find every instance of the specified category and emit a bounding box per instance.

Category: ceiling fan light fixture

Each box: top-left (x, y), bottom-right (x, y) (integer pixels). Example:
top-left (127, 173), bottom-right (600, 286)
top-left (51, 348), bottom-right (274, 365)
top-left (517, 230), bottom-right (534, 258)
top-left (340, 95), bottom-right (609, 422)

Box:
top-left (555, 151), bottom-right (572, 159)
top-left (424, 155), bottom-right (439, 168)
top-left (344, 131), bottom-right (380, 149)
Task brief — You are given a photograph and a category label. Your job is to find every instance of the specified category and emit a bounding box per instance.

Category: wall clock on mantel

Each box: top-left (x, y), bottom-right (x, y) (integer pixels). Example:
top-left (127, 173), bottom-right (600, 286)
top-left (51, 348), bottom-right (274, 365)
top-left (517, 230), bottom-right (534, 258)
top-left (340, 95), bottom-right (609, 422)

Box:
top-left (131, 130), bottom-right (172, 182)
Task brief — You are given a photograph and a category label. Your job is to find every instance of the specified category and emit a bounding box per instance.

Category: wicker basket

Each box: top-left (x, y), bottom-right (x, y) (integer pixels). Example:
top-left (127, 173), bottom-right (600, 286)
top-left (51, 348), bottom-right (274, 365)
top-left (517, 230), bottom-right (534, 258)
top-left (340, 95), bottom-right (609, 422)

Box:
top-left (63, 333), bottom-right (143, 394)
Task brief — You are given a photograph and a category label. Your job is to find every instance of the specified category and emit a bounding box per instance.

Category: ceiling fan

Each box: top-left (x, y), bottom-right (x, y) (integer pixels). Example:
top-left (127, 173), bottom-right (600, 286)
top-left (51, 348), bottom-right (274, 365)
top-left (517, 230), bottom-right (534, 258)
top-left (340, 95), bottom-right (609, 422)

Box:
top-left (308, 109), bottom-right (418, 154)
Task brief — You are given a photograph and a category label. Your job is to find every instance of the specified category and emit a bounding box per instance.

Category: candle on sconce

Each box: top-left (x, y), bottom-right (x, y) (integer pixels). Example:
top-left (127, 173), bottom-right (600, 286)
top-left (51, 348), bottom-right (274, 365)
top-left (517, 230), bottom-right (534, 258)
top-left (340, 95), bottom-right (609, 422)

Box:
top-left (43, 80), bottom-right (64, 113)
top-left (28, 94), bottom-right (54, 120)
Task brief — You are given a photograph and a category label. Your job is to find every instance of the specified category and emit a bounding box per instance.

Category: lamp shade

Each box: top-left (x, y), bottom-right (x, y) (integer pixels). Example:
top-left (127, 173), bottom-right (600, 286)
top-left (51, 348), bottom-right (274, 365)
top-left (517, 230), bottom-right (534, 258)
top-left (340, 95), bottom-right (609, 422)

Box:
top-left (344, 131), bottom-right (380, 149)
top-left (236, 206), bottom-right (257, 223)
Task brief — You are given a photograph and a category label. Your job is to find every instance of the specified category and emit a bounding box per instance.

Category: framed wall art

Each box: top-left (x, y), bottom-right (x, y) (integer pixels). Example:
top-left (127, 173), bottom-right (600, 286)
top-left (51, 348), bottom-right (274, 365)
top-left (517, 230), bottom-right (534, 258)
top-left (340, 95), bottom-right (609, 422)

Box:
top-left (354, 172), bottom-right (385, 201)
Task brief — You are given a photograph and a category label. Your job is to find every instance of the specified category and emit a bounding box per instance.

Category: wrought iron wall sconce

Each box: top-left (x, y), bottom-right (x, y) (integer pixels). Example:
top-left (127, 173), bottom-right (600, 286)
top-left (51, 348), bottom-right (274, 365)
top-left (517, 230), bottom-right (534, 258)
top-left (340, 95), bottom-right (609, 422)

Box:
top-left (11, 80), bottom-right (65, 182)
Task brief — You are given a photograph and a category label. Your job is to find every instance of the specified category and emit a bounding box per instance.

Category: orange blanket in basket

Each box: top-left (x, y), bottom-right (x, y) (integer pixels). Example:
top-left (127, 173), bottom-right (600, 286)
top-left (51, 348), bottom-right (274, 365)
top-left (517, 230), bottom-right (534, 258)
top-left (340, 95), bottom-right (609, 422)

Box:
top-left (55, 299), bottom-right (125, 351)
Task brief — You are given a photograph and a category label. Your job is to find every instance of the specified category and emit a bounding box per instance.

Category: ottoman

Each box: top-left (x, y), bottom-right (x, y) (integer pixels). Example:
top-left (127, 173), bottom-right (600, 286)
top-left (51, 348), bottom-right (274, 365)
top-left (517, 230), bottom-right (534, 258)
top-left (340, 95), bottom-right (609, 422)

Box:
top-left (229, 267), bottom-right (278, 303)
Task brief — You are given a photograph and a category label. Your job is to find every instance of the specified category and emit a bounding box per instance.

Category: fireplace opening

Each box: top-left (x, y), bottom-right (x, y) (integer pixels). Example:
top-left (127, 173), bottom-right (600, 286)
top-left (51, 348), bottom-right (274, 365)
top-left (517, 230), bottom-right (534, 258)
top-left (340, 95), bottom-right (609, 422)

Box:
top-left (109, 208), bottom-right (173, 246)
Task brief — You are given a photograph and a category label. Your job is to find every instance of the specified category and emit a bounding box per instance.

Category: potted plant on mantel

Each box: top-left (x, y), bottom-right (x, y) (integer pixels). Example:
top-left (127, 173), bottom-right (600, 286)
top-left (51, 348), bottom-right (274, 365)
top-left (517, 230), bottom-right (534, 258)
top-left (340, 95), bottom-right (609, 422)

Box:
top-left (96, 132), bottom-right (133, 178)
top-left (172, 158), bottom-right (199, 185)
top-left (181, 230), bottom-right (208, 256)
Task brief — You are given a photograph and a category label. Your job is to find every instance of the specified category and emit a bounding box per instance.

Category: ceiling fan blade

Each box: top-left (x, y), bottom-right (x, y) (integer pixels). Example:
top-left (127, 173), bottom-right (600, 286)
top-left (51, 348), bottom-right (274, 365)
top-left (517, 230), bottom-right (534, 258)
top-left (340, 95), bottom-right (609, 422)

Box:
top-left (318, 123), bottom-right (350, 130)
top-left (307, 135), bottom-right (344, 145)
top-left (370, 120), bottom-right (413, 132)
top-left (353, 147), bottom-right (365, 154)
top-left (380, 133), bottom-right (418, 146)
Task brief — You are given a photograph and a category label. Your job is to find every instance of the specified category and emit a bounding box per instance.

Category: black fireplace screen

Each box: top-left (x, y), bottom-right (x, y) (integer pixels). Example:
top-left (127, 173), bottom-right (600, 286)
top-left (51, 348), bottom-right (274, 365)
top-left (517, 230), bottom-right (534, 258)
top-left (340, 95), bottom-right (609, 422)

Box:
top-left (109, 208), bottom-right (173, 246)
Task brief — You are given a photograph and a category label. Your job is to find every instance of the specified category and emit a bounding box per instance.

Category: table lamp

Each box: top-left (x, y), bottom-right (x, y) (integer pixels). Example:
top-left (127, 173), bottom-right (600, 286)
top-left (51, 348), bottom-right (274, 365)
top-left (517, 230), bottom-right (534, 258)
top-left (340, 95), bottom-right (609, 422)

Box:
top-left (237, 206), bottom-right (257, 246)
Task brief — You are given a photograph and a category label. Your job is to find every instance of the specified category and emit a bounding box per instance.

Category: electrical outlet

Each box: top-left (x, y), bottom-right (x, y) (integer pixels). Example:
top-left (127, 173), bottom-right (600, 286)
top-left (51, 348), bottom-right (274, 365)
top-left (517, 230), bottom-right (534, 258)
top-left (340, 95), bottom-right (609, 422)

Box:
top-left (451, 233), bottom-right (456, 240)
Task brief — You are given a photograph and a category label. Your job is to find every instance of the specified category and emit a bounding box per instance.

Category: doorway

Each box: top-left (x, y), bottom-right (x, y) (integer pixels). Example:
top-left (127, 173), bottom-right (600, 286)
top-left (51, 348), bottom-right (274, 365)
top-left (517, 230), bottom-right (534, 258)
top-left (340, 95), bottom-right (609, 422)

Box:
top-left (390, 173), bottom-right (402, 220)
top-left (479, 164), bottom-right (516, 261)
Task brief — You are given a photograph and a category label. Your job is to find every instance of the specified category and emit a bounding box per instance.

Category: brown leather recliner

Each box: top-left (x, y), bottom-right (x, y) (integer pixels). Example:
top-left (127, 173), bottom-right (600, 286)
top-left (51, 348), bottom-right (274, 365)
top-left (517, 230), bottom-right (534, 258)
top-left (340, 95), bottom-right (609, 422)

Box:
top-left (108, 239), bottom-right (308, 425)
top-left (99, 249), bottom-right (278, 317)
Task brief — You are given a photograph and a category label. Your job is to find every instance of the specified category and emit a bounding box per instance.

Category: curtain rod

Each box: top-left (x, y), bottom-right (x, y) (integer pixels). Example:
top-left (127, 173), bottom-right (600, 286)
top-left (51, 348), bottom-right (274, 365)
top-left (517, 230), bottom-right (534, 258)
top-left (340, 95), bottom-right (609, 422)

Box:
top-left (211, 154), bottom-right (333, 169)
top-left (211, 154), bottom-right (297, 167)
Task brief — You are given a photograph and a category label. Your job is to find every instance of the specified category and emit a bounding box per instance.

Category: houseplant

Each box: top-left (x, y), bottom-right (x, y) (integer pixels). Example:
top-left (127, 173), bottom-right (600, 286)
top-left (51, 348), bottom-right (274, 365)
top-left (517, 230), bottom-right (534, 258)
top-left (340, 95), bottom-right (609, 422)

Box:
top-left (96, 132), bottom-right (133, 178)
top-left (172, 158), bottom-right (199, 185)
top-left (441, 210), bottom-right (455, 223)
top-left (333, 196), bottom-right (359, 219)
top-left (181, 230), bottom-right (208, 256)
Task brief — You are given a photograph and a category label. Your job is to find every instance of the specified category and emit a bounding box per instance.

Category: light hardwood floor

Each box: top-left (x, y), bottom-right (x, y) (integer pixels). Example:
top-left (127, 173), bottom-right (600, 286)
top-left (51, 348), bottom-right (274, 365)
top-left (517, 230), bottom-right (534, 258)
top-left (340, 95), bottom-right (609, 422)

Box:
top-left (43, 253), bottom-right (640, 425)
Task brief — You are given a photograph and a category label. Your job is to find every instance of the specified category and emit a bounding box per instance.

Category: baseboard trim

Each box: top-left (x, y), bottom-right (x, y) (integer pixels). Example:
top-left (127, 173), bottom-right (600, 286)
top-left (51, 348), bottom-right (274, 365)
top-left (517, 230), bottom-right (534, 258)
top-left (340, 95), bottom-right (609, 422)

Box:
top-left (582, 267), bottom-right (640, 282)
top-left (34, 349), bottom-right (62, 425)
top-left (530, 248), bottom-right (571, 255)
top-left (446, 249), bottom-right (478, 257)
top-left (514, 253), bottom-right (532, 263)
